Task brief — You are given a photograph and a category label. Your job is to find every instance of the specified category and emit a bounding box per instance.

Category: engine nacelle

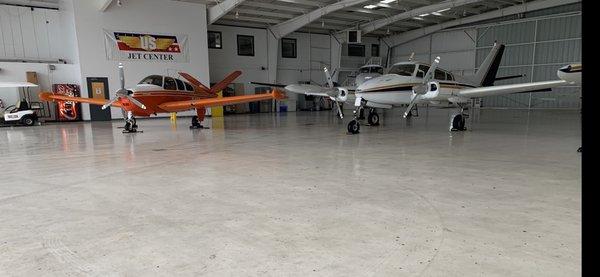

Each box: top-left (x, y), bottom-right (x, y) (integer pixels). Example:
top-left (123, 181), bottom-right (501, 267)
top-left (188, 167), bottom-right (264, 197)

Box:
top-left (334, 88), bottom-right (349, 102)
top-left (420, 81), bottom-right (440, 100)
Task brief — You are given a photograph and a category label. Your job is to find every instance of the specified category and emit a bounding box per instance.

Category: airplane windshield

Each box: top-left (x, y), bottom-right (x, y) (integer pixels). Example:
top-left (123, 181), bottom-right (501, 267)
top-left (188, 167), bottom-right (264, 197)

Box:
top-left (139, 75), bottom-right (163, 87)
top-left (389, 64), bottom-right (415, 76)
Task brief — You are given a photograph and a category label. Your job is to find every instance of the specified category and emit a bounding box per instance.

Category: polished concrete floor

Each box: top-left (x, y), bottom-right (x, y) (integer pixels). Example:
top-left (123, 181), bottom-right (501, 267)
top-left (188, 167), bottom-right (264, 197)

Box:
top-left (0, 108), bottom-right (580, 276)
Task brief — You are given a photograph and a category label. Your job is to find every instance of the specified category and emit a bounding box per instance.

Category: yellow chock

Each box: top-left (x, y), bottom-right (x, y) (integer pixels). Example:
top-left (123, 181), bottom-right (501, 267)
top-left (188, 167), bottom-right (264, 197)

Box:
top-left (170, 112), bottom-right (177, 122)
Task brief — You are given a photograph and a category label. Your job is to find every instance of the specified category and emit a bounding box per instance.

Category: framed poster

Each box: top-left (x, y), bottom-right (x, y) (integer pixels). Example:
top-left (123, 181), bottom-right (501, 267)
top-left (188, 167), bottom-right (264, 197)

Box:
top-left (208, 31), bottom-right (222, 49)
top-left (237, 35), bottom-right (254, 56)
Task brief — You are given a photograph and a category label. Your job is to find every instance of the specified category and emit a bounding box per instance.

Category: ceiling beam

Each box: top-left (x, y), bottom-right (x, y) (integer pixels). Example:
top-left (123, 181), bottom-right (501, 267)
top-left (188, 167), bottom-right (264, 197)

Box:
top-left (384, 0), bottom-right (581, 48)
top-left (269, 0), bottom-right (371, 39)
top-left (97, 0), bottom-right (113, 11)
top-left (357, 0), bottom-right (486, 36)
top-left (208, 0), bottom-right (247, 24)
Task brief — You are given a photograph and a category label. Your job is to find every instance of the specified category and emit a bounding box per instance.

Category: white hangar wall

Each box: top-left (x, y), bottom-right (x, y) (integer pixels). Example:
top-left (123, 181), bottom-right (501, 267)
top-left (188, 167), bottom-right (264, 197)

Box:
top-left (70, 0), bottom-right (210, 120)
top-left (207, 25), bottom-right (335, 112)
top-left (390, 3), bottom-right (581, 109)
top-left (0, 2), bottom-right (80, 109)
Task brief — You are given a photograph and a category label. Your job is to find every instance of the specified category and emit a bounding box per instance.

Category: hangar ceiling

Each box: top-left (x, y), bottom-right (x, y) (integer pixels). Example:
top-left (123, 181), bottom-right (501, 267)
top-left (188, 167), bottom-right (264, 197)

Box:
top-left (180, 0), bottom-right (539, 36)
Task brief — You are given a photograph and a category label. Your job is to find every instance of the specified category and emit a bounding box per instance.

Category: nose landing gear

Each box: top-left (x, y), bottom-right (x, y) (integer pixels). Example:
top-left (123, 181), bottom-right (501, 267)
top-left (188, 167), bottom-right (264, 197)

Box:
top-left (122, 111), bottom-right (141, 133)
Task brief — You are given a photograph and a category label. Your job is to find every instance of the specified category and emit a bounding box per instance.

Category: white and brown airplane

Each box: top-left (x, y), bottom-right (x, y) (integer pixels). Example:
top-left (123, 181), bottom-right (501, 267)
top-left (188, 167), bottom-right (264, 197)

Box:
top-left (40, 64), bottom-right (285, 132)
top-left (252, 64), bottom-right (384, 119)
top-left (346, 43), bottom-right (581, 134)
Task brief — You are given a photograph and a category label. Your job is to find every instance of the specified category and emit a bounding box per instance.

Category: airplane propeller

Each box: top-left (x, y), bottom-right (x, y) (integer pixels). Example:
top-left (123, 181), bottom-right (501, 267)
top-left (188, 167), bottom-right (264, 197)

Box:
top-left (101, 63), bottom-right (146, 110)
top-left (324, 67), bottom-right (345, 119)
top-left (404, 56), bottom-right (440, 118)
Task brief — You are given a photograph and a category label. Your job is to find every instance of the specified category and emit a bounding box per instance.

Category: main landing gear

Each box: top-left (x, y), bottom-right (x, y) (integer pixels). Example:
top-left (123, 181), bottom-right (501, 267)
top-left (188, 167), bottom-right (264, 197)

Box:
top-left (190, 108), bottom-right (209, 130)
top-left (122, 111), bottom-right (141, 133)
top-left (450, 105), bottom-right (468, 132)
top-left (367, 108), bottom-right (380, 126)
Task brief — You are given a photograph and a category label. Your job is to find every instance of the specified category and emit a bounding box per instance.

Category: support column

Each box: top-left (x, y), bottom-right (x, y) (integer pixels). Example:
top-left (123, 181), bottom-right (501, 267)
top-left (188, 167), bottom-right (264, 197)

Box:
top-left (330, 35), bottom-right (342, 83)
top-left (266, 30), bottom-right (280, 112)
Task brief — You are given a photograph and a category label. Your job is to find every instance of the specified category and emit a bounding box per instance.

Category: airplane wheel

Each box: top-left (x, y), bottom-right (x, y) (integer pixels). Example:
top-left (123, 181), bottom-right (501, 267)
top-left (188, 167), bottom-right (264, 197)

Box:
top-left (124, 121), bottom-right (132, 131)
top-left (368, 112), bottom-right (379, 126)
top-left (347, 120), bottom-right (360, 134)
top-left (131, 117), bottom-right (137, 128)
top-left (451, 114), bottom-right (466, 131)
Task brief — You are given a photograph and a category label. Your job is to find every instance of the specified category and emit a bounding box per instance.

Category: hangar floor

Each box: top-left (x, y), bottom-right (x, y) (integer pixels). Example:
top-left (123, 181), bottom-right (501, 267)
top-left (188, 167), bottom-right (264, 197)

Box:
top-left (0, 108), bottom-right (580, 276)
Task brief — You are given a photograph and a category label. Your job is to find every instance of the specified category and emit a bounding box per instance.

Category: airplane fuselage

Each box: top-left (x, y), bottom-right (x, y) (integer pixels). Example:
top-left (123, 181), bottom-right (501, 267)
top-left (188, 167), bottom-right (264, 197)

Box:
top-left (356, 73), bottom-right (474, 108)
top-left (124, 84), bottom-right (215, 116)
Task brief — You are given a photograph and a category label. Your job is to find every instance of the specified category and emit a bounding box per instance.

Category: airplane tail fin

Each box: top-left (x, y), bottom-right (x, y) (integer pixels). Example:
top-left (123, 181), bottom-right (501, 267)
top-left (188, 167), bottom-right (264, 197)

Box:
top-left (210, 70), bottom-right (242, 94)
top-left (179, 72), bottom-right (211, 93)
top-left (474, 43), bottom-right (505, 87)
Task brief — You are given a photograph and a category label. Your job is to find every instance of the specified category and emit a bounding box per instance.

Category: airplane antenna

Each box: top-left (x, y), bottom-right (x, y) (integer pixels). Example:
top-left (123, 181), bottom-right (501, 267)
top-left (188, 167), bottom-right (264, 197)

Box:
top-left (408, 52), bottom-right (415, 61)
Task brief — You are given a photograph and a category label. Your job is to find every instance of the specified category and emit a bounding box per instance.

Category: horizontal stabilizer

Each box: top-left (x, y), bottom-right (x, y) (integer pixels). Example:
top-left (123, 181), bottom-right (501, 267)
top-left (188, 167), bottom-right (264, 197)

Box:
top-left (250, 82), bottom-right (286, 88)
top-left (495, 74), bottom-right (525, 82)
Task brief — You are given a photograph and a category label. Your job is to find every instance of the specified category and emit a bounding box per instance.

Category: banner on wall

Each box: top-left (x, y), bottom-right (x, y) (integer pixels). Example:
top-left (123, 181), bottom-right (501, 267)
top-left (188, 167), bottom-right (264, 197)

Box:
top-left (104, 30), bottom-right (189, 63)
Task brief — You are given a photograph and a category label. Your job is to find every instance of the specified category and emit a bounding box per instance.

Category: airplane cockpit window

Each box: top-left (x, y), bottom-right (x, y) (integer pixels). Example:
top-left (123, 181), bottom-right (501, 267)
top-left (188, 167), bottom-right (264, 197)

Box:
top-left (164, 77), bottom-right (177, 90)
top-left (389, 64), bottom-right (415, 76)
top-left (434, 69), bottom-right (446, 80)
top-left (373, 67), bottom-right (383, 75)
top-left (416, 65), bottom-right (430, 78)
top-left (185, 82), bottom-right (194, 91)
top-left (138, 75), bottom-right (163, 87)
top-left (175, 79), bottom-right (185, 91)
top-left (446, 72), bottom-right (454, 81)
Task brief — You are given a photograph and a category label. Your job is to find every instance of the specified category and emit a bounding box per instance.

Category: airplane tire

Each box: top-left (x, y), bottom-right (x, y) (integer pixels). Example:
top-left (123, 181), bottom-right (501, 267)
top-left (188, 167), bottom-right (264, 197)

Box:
top-left (451, 114), bottom-right (466, 131)
top-left (368, 112), bottom-right (379, 126)
top-left (347, 120), bottom-right (360, 134)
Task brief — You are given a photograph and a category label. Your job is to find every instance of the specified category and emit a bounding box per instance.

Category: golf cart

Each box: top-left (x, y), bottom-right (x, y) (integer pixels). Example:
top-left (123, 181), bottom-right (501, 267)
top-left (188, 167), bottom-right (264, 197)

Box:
top-left (1, 98), bottom-right (39, 126)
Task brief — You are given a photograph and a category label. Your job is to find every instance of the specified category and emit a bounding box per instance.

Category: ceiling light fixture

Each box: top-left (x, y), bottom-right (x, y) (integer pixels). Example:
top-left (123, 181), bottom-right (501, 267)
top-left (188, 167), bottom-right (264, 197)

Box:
top-left (419, 13), bottom-right (429, 17)
top-left (235, 10), bottom-right (239, 19)
top-left (364, 4), bottom-right (378, 9)
top-left (321, 21), bottom-right (325, 27)
top-left (431, 12), bottom-right (442, 16)
top-left (412, 16), bottom-right (424, 20)
top-left (380, 0), bottom-right (395, 3)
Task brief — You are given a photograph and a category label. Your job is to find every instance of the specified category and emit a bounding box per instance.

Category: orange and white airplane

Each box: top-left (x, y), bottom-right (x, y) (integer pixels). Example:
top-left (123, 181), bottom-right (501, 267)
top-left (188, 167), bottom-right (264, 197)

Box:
top-left (40, 64), bottom-right (285, 132)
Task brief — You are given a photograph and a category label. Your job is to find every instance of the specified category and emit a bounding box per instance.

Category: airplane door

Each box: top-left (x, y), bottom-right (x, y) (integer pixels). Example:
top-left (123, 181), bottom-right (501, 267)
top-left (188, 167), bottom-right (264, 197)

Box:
top-left (86, 77), bottom-right (111, 121)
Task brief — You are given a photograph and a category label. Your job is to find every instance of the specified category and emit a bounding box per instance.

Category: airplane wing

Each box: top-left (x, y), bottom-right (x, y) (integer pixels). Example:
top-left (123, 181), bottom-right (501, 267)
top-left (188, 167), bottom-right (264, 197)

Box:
top-left (458, 80), bottom-right (567, 98)
top-left (158, 89), bottom-right (286, 112)
top-left (39, 92), bottom-right (123, 107)
top-left (0, 82), bottom-right (38, 88)
top-left (284, 84), bottom-right (339, 98)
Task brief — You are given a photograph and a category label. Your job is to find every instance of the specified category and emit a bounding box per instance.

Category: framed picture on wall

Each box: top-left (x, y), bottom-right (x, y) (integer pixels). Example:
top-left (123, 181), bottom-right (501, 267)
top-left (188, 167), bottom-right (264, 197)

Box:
top-left (208, 31), bottom-right (222, 49)
top-left (237, 35), bottom-right (254, 56)
top-left (281, 38), bottom-right (297, 58)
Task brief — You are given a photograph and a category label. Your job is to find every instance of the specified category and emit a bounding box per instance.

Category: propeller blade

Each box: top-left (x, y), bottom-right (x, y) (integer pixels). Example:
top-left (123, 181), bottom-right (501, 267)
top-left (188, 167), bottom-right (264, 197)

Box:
top-left (125, 95), bottom-right (146, 110)
top-left (335, 100), bottom-right (344, 119)
top-left (102, 97), bottom-right (120, 110)
top-left (403, 94), bottom-right (419, 118)
top-left (324, 67), bottom-right (334, 88)
top-left (423, 56), bottom-right (440, 83)
top-left (118, 63), bottom-right (125, 90)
